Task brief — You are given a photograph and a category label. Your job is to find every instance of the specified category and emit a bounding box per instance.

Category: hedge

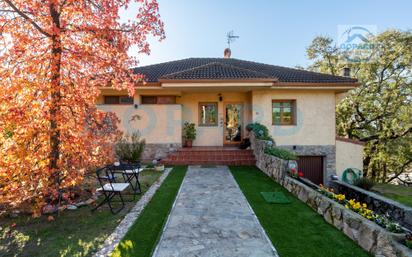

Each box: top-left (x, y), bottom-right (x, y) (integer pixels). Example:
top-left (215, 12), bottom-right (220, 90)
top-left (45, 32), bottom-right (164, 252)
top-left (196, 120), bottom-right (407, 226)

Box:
top-left (264, 147), bottom-right (297, 160)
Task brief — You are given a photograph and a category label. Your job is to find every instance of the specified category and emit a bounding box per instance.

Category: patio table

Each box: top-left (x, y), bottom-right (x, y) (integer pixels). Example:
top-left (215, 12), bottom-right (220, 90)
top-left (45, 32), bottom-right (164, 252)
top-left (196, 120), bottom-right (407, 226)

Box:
top-left (109, 163), bottom-right (143, 195)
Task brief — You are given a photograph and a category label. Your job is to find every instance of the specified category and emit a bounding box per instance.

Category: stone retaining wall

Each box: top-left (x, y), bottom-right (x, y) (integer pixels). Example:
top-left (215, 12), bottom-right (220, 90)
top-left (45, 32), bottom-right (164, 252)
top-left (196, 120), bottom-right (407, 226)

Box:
top-left (249, 133), bottom-right (412, 257)
top-left (141, 143), bottom-right (181, 163)
top-left (333, 180), bottom-right (412, 231)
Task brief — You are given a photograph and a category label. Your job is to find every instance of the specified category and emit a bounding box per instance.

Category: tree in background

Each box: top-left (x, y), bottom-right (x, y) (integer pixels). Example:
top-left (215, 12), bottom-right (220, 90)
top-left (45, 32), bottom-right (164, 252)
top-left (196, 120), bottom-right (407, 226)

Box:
top-left (306, 30), bottom-right (412, 183)
top-left (0, 0), bottom-right (164, 215)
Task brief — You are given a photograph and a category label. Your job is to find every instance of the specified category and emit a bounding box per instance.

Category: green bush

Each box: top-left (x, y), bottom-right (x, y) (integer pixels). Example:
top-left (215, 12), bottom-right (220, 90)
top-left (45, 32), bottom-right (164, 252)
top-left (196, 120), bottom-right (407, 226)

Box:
top-left (353, 177), bottom-right (375, 190)
top-left (115, 132), bottom-right (146, 163)
top-left (183, 122), bottom-right (196, 140)
top-left (246, 122), bottom-right (273, 141)
top-left (265, 147), bottom-right (297, 160)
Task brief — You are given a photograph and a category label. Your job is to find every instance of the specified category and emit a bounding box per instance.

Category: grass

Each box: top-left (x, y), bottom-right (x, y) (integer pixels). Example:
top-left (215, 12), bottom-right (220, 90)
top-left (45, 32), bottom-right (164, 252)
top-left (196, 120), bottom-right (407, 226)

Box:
top-left (230, 166), bottom-right (372, 257)
top-left (372, 183), bottom-right (412, 207)
top-left (111, 166), bottom-right (187, 257)
top-left (0, 170), bottom-right (162, 257)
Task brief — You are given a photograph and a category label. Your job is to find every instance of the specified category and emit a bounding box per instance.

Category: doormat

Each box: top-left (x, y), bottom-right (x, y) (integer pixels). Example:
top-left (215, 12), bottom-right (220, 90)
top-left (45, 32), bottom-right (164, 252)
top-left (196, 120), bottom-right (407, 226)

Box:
top-left (260, 192), bottom-right (291, 204)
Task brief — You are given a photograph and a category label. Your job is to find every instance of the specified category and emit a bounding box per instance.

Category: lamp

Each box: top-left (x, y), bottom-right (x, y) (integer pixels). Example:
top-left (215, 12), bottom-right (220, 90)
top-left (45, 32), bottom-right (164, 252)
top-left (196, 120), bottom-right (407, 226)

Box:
top-left (218, 93), bottom-right (223, 102)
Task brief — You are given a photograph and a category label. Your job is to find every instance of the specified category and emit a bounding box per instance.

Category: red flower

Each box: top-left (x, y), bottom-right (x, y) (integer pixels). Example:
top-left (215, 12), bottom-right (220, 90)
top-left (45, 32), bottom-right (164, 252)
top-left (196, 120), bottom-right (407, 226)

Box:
top-left (298, 172), bottom-right (304, 177)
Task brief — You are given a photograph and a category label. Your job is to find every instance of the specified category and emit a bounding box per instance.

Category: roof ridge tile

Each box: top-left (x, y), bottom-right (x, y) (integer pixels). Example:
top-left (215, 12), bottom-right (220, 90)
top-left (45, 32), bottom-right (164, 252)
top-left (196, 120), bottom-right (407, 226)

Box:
top-left (160, 61), bottom-right (276, 80)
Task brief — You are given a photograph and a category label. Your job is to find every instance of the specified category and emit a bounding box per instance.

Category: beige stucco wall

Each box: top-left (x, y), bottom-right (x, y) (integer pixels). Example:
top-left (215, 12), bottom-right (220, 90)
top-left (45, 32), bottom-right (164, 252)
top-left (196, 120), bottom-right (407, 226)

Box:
top-left (336, 139), bottom-right (364, 179)
top-left (97, 87), bottom-right (342, 147)
top-left (177, 92), bottom-right (252, 146)
top-left (97, 104), bottom-right (182, 144)
top-left (251, 89), bottom-right (336, 145)
top-left (97, 89), bottom-right (252, 146)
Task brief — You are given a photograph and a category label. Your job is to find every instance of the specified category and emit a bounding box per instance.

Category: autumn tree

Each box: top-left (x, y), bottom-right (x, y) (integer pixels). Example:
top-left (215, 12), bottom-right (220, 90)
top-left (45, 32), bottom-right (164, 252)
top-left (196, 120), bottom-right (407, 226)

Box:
top-left (306, 30), bottom-right (412, 183)
top-left (0, 0), bottom-right (164, 215)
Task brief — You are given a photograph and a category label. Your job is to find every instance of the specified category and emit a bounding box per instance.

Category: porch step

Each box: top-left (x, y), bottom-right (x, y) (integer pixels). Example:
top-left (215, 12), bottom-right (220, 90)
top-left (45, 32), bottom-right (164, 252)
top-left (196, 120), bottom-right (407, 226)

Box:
top-left (162, 147), bottom-right (256, 166)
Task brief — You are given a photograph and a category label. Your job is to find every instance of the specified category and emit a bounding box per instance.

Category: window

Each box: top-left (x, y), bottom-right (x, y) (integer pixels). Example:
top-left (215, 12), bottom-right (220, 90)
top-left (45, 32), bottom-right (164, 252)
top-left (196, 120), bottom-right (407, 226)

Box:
top-left (199, 102), bottom-right (218, 126)
top-left (141, 95), bottom-right (176, 104)
top-left (272, 100), bottom-right (296, 125)
top-left (104, 95), bottom-right (133, 105)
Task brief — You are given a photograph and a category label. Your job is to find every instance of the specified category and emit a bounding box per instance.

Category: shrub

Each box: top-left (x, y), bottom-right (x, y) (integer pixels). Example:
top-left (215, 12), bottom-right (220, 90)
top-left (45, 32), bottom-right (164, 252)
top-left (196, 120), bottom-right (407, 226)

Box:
top-left (115, 132), bottom-right (145, 163)
top-left (183, 122), bottom-right (196, 140)
top-left (353, 177), bottom-right (375, 190)
top-left (265, 147), bottom-right (297, 160)
top-left (246, 122), bottom-right (273, 141)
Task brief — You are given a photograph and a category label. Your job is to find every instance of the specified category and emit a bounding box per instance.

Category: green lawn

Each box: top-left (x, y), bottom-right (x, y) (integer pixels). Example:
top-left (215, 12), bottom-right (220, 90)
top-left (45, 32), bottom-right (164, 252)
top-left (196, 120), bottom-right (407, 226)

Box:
top-left (0, 170), bottom-right (162, 257)
top-left (372, 183), bottom-right (412, 207)
top-left (111, 166), bottom-right (187, 257)
top-left (230, 166), bottom-right (372, 257)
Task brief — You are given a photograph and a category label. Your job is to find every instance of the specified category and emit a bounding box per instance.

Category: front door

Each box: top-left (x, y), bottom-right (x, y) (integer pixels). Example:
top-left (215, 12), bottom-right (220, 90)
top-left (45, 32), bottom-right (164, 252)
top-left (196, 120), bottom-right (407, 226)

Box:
top-left (224, 103), bottom-right (243, 145)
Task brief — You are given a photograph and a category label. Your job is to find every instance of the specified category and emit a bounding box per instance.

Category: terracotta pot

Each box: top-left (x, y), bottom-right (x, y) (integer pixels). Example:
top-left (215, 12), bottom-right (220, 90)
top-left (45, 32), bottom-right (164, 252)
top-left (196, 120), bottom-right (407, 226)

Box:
top-left (155, 164), bottom-right (165, 172)
top-left (186, 140), bottom-right (193, 148)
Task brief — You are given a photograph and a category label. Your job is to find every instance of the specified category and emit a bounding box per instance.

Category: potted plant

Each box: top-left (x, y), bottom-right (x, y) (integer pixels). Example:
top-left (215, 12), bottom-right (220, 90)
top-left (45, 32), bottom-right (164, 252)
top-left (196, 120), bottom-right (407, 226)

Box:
top-left (115, 132), bottom-right (145, 164)
top-left (183, 122), bottom-right (196, 148)
top-left (152, 159), bottom-right (164, 172)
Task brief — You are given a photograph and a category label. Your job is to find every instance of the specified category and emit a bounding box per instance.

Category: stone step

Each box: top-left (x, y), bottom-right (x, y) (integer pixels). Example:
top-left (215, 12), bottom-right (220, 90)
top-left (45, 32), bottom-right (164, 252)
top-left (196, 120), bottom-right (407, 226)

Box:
top-left (166, 155), bottom-right (256, 161)
top-left (162, 159), bottom-right (256, 166)
top-left (162, 147), bottom-right (256, 166)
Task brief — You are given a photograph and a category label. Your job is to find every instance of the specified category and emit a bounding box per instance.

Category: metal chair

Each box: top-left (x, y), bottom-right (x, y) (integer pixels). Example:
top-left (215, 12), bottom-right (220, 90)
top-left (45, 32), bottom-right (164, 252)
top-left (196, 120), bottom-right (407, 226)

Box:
top-left (92, 167), bottom-right (129, 214)
top-left (110, 162), bottom-right (142, 196)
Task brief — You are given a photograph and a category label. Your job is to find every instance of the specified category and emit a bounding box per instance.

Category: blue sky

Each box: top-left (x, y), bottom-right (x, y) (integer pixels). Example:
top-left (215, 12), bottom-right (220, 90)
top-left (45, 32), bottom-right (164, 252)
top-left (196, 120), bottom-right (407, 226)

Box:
top-left (122, 0), bottom-right (411, 68)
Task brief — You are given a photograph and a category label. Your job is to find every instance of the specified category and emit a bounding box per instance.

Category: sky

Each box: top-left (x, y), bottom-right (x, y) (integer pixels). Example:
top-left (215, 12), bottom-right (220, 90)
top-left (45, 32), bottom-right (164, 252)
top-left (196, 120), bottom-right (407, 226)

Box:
top-left (122, 0), bottom-right (412, 68)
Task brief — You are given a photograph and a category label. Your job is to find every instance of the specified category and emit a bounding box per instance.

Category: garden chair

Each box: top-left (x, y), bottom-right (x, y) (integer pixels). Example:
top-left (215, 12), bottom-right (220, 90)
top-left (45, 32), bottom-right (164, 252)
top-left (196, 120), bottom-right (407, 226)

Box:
top-left (111, 162), bottom-right (142, 196)
top-left (92, 166), bottom-right (129, 214)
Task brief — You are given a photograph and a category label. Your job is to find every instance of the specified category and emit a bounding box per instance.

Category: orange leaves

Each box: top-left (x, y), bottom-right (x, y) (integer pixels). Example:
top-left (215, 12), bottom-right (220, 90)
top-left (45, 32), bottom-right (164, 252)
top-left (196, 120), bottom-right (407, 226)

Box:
top-left (0, 0), bottom-right (164, 215)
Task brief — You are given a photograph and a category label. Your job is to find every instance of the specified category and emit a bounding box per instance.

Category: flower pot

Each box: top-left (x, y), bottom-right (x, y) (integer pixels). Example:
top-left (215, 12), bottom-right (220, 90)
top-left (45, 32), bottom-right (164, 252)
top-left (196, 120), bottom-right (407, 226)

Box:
top-left (186, 140), bottom-right (193, 148)
top-left (155, 164), bottom-right (165, 172)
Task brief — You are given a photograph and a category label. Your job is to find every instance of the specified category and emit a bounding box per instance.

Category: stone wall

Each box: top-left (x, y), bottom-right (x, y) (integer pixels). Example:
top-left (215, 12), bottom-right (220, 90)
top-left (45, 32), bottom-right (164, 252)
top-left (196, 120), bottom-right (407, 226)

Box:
top-left (333, 180), bottom-right (412, 231)
top-left (141, 143), bottom-right (181, 163)
top-left (250, 133), bottom-right (284, 178)
top-left (250, 133), bottom-right (336, 185)
top-left (249, 133), bottom-right (412, 257)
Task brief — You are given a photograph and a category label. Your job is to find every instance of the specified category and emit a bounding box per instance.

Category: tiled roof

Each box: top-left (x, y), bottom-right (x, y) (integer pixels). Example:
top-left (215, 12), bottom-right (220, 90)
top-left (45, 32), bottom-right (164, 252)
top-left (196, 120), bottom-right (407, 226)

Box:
top-left (132, 58), bottom-right (358, 84)
top-left (161, 62), bottom-right (274, 80)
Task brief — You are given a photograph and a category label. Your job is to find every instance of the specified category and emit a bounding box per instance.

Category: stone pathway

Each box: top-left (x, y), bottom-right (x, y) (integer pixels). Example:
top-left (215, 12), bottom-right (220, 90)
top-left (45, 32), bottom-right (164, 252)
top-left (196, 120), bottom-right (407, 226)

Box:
top-left (152, 166), bottom-right (278, 257)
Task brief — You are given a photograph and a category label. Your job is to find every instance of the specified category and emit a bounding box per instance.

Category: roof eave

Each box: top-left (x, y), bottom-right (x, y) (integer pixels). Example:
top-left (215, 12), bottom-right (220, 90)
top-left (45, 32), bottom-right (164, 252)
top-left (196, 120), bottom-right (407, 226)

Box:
top-left (271, 81), bottom-right (360, 90)
top-left (158, 78), bottom-right (278, 83)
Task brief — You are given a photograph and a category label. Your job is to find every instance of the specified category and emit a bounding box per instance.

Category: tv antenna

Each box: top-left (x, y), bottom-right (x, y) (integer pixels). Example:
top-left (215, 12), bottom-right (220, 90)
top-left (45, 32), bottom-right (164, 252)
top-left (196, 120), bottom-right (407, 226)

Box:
top-left (226, 30), bottom-right (239, 49)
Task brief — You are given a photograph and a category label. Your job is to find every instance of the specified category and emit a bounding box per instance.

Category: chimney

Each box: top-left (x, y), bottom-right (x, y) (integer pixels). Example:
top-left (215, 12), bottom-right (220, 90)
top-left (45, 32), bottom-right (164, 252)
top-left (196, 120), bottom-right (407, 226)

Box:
top-left (224, 48), bottom-right (231, 58)
top-left (342, 67), bottom-right (351, 77)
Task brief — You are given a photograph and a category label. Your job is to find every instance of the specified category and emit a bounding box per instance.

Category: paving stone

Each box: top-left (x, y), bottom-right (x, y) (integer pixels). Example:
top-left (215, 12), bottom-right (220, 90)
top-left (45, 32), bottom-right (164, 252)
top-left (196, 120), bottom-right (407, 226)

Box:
top-left (152, 165), bottom-right (278, 257)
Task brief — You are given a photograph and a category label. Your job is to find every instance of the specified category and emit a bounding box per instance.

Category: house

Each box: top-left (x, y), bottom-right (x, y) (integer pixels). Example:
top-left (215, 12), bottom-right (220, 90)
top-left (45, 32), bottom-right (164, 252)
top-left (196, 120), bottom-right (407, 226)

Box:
top-left (97, 49), bottom-right (363, 184)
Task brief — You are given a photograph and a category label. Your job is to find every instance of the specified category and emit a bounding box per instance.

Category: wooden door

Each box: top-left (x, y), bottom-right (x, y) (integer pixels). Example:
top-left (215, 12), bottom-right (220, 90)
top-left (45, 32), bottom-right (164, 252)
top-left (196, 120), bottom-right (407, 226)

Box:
top-left (297, 156), bottom-right (324, 185)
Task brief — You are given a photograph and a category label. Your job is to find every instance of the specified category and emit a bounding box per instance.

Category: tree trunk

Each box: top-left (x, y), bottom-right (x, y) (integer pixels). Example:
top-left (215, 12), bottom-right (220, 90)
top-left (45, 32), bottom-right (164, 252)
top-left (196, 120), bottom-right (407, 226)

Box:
top-left (48, 4), bottom-right (62, 182)
top-left (362, 140), bottom-right (380, 179)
